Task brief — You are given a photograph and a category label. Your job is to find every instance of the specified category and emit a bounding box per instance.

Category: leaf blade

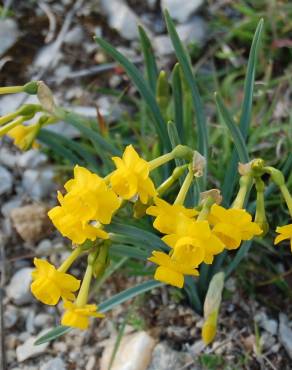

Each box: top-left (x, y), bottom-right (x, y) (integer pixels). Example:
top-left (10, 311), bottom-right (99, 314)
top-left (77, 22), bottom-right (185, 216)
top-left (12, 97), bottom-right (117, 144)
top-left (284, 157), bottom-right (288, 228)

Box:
top-left (94, 36), bottom-right (171, 151)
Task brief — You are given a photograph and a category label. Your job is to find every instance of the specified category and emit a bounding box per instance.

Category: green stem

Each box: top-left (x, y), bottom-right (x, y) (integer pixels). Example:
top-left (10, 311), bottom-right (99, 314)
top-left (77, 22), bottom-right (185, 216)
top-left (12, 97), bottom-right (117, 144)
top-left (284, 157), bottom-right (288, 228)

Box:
top-left (57, 246), bottom-right (83, 273)
top-left (157, 164), bottom-right (188, 196)
top-left (280, 184), bottom-right (292, 217)
top-left (174, 169), bottom-right (193, 205)
top-left (255, 177), bottom-right (268, 235)
top-left (197, 197), bottom-right (215, 221)
top-left (149, 152), bottom-right (174, 171)
top-left (0, 116), bottom-right (25, 136)
top-left (0, 86), bottom-right (24, 94)
top-left (232, 174), bottom-right (253, 209)
top-left (75, 264), bottom-right (93, 307)
top-left (0, 111), bottom-right (19, 126)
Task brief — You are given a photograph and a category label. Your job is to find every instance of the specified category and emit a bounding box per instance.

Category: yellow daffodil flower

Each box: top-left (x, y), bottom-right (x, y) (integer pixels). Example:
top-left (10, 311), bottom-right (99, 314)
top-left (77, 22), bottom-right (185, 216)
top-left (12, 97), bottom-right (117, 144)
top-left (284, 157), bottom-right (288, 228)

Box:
top-left (208, 204), bottom-right (262, 249)
top-left (274, 224), bottom-right (292, 252)
top-left (148, 251), bottom-right (199, 288)
top-left (110, 145), bottom-right (156, 204)
top-left (64, 166), bottom-right (121, 224)
top-left (7, 123), bottom-right (40, 150)
top-left (146, 197), bottom-right (198, 234)
top-left (61, 301), bottom-right (105, 330)
top-left (162, 220), bottom-right (225, 264)
top-left (31, 258), bottom-right (80, 305)
top-left (48, 166), bottom-right (120, 244)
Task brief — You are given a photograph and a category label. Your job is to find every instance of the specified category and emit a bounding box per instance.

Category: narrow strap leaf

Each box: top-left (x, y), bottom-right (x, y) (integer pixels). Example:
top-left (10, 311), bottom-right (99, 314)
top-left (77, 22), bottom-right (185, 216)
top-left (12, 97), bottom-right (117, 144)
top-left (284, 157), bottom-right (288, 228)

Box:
top-left (138, 25), bottom-right (159, 93)
top-left (215, 93), bottom-right (249, 163)
top-left (39, 129), bottom-right (99, 171)
top-left (222, 19), bottom-right (264, 205)
top-left (35, 280), bottom-right (163, 345)
top-left (239, 18), bottom-right (264, 135)
top-left (38, 130), bottom-right (82, 165)
top-left (171, 63), bottom-right (184, 142)
top-left (99, 279), bottom-right (163, 312)
top-left (95, 36), bottom-right (171, 151)
top-left (56, 108), bottom-right (120, 156)
top-left (164, 10), bottom-right (208, 164)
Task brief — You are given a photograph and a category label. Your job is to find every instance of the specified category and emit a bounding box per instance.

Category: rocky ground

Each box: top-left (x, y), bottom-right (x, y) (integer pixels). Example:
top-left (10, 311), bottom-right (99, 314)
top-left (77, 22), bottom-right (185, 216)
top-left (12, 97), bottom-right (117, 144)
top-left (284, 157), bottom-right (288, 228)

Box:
top-left (1, 0), bottom-right (292, 369)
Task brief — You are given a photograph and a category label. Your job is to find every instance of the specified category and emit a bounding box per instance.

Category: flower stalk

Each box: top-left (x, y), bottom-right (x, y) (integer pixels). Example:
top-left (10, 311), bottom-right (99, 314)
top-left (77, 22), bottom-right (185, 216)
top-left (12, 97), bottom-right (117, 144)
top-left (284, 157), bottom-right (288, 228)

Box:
top-left (174, 167), bottom-right (193, 205)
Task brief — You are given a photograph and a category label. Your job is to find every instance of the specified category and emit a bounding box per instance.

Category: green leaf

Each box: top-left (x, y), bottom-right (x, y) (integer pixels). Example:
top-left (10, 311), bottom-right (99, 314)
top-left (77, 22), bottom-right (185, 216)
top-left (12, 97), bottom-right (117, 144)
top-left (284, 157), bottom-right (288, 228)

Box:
top-left (164, 10), bottom-right (208, 164)
top-left (35, 326), bottom-right (71, 345)
top-left (56, 108), bottom-right (120, 156)
top-left (38, 130), bottom-right (82, 164)
top-left (39, 129), bottom-right (99, 170)
top-left (94, 36), bottom-right (171, 151)
top-left (138, 25), bottom-right (159, 93)
top-left (215, 93), bottom-right (249, 163)
top-left (99, 279), bottom-right (163, 312)
top-left (239, 18), bottom-right (264, 134)
top-left (171, 63), bottom-right (184, 142)
top-left (108, 223), bottom-right (167, 251)
top-left (110, 244), bottom-right (149, 260)
top-left (167, 121), bottom-right (184, 168)
top-left (35, 280), bottom-right (163, 345)
top-left (222, 19), bottom-right (264, 205)
top-left (225, 240), bottom-right (252, 278)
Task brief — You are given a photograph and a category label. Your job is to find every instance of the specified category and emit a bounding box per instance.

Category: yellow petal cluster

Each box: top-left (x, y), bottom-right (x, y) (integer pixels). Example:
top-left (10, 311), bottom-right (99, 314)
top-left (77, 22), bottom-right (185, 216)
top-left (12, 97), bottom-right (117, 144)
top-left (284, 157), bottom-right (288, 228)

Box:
top-left (146, 197), bottom-right (198, 234)
top-left (208, 204), bottom-right (262, 249)
top-left (61, 301), bottom-right (105, 330)
top-left (31, 258), bottom-right (80, 305)
top-left (110, 145), bottom-right (156, 204)
top-left (274, 224), bottom-right (292, 252)
top-left (48, 166), bottom-right (120, 244)
top-left (147, 199), bottom-right (225, 287)
top-left (7, 124), bottom-right (39, 150)
top-left (148, 251), bottom-right (199, 288)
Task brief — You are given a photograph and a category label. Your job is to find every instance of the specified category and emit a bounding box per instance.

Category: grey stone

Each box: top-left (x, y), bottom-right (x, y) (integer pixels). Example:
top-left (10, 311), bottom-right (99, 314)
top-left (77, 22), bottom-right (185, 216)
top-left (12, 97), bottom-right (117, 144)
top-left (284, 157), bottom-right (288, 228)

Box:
top-left (255, 312), bottom-right (278, 335)
top-left (16, 334), bottom-right (49, 362)
top-left (0, 147), bottom-right (18, 168)
top-left (1, 197), bottom-right (22, 217)
top-left (22, 167), bottom-right (55, 200)
top-left (261, 319), bottom-right (278, 336)
top-left (260, 332), bottom-right (276, 351)
top-left (147, 342), bottom-right (194, 370)
top-left (0, 18), bottom-right (19, 57)
top-left (34, 313), bottom-right (53, 328)
top-left (0, 165), bottom-right (13, 195)
top-left (100, 0), bottom-right (141, 40)
top-left (64, 25), bottom-right (84, 45)
top-left (40, 358), bottom-right (66, 370)
top-left (25, 310), bottom-right (36, 334)
top-left (6, 267), bottom-right (33, 305)
top-left (154, 17), bottom-right (207, 56)
top-left (279, 313), bottom-right (292, 359)
top-left (18, 150), bottom-right (47, 169)
top-left (161, 0), bottom-right (204, 23)
top-left (36, 239), bottom-right (52, 255)
top-left (4, 305), bottom-right (18, 329)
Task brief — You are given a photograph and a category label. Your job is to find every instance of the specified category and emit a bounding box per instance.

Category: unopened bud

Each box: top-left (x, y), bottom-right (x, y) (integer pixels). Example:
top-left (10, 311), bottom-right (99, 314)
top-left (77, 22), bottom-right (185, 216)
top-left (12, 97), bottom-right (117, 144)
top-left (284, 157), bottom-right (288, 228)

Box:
top-left (37, 81), bottom-right (57, 115)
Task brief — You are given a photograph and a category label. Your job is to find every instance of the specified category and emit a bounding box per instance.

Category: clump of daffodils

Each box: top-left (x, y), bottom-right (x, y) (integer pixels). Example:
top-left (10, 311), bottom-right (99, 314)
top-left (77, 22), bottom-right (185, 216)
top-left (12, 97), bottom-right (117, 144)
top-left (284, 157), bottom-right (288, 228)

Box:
top-left (1, 82), bottom-right (291, 345)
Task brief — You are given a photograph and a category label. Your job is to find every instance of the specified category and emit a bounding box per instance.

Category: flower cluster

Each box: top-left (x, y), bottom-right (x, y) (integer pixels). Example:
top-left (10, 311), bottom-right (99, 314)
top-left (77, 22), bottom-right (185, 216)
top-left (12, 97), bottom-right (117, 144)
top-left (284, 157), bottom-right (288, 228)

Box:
top-left (147, 199), bottom-right (262, 288)
top-left (24, 143), bottom-right (292, 336)
top-left (0, 88), bottom-right (290, 342)
top-left (48, 165), bottom-right (120, 244)
top-left (30, 145), bottom-right (162, 330)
